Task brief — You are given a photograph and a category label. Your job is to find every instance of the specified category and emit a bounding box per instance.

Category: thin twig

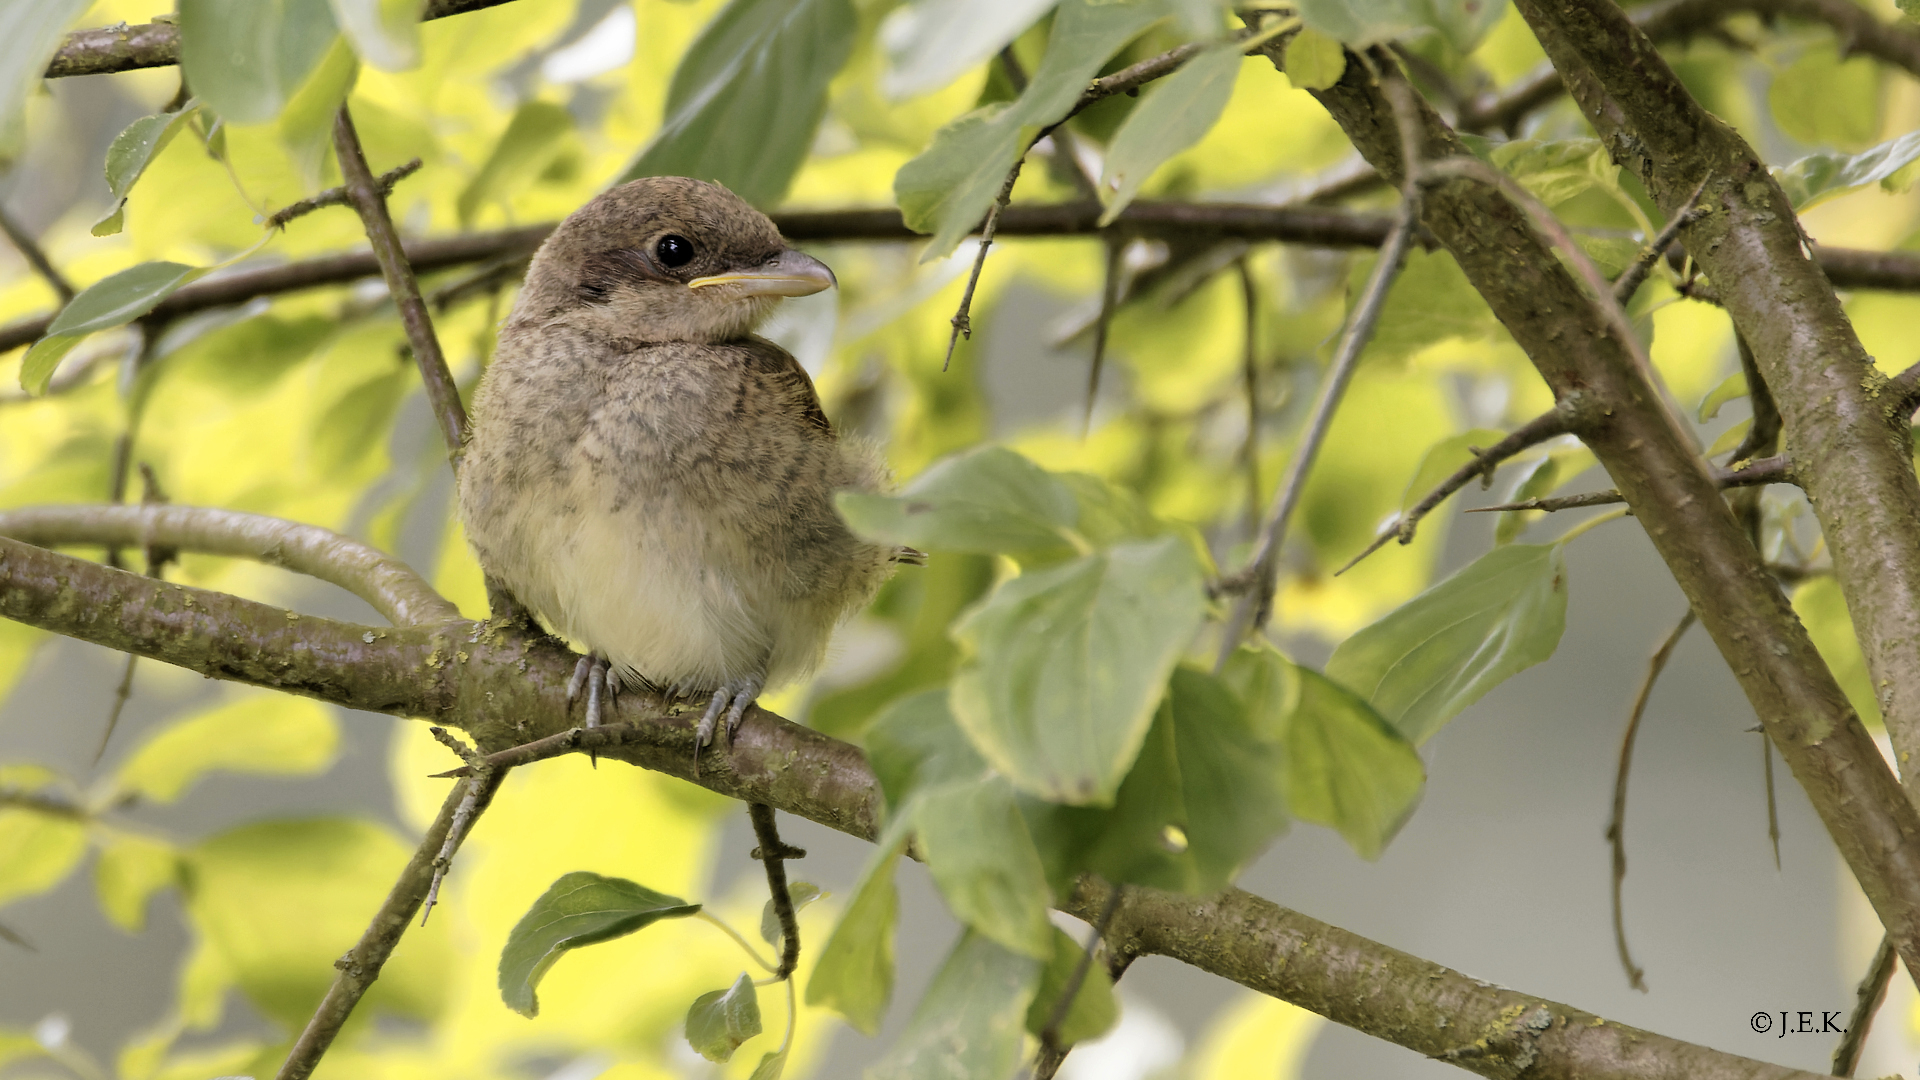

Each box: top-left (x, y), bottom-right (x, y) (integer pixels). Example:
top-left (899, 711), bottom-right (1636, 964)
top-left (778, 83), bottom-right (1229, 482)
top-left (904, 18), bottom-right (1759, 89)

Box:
top-left (1832, 933), bottom-right (1898, 1077)
top-left (1762, 727), bottom-right (1781, 870)
top-left (421, 727), bottom-right (501, 925)
top-left (1336, 406), bottom-right (1574, 575)
top-left (1033, 884), bottom-right (1127, 1080)
top-left (265, 159), bottom-right (422, 231)
top-left (1611, 178), bottom-right (1709, 306)
top-left (94, 464), bottom-right (173, 766)
top-left (1728, 333), bottom-right (1782, 466)
top-left (0, 204), bottom-right (74, 302)
top-left (0, 920), bottom-right (32, 952)
top-left (1886, 359), bottom-right (1920, 421)
top-left (1083, 237), bottom-right (1123, 434)
top-left (748, 802), bottom-right (806, 980)
top-left (1237, 259), bottom-right (1262, 536)
top-left (1471, 454), bottom-right (1795, 514)
top-left (1606, 608), bottom-right (1694, 992)
top-left (1214, 198), bottom-right (1422, 659)
top-left (944, 163), bottom-right (1023, 372)
top-left (275, 772), bottom-right (503, 1080)
top-left (331, 106), bottom-right (467, 456)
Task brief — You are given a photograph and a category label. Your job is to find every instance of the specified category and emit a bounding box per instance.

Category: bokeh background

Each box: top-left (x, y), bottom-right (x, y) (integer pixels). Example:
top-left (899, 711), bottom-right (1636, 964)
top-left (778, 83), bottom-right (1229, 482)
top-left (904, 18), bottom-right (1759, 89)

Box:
top-left (4, 1), bottom-right (1920, 1078)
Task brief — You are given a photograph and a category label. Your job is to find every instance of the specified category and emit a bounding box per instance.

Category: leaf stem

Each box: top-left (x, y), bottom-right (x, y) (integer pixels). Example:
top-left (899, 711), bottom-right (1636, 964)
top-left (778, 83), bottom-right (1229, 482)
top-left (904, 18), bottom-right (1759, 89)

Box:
top-left (1551, 506), bottom-right (1629, 545)
top-left (696, 911), bottom-right (780, 976)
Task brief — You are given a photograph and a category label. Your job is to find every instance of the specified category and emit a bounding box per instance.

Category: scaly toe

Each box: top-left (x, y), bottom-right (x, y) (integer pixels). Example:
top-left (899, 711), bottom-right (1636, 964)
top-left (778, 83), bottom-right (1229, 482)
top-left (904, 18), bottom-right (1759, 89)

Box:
top-left (725, 685), bottom-right (758, 739)
top-left (694, 688), bottom-right (729, 759)
top-left (585, 659), bottom-right (607, 730)
top-left (566, 655), bottom-right (594, 704)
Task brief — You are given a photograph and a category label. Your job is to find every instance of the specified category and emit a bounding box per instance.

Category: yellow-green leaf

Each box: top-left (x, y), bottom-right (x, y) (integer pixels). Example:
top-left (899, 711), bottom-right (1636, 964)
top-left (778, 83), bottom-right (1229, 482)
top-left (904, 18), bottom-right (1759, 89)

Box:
top-left (497, 871), bottom-right (700, 1018)
top-left (327, 0), bottom-right (424, 71)
top-left (113, 696), bottom-right (339, 804)
top-left (0, 809), bottom-right (87, 907)
top-left (1284, 26), bottom-right (1346, 90)
top-left (95, 835), bottom-right (178, 933)
top-left (1099, 44), bottom-right (1241, 225)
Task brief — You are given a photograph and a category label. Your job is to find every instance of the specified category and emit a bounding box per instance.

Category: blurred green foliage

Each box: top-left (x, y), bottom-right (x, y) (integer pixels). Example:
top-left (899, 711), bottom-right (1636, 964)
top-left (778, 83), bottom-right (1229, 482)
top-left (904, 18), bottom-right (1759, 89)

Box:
top-left (0, 0), bottom-right (1916, 1075)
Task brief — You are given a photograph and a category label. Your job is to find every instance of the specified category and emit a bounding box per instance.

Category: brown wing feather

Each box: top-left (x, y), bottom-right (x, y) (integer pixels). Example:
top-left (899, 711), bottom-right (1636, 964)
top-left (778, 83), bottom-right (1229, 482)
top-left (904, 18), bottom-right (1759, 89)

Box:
top-left (743, 335), bottom-right (833, 436)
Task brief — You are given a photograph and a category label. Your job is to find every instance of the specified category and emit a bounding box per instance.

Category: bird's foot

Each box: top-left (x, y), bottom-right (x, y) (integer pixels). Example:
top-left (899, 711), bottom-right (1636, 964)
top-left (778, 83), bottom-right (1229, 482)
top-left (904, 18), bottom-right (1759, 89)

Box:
top-left (566, 653), bottom-right (615, 729)
top-left (692, 676), bottom-right (764, 766)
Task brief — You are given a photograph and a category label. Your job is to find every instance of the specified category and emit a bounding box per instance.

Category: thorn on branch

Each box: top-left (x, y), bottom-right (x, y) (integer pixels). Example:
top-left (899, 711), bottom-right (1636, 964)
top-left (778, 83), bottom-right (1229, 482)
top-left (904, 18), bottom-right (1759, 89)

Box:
top-left (1606, 608), bottom-right (1694, 993)
top-left (1470, 454), bottom-right (1795, 515)
top-left (265, 158), bottom-right (423, 231)
top-left (421, 727), bottom-right (497, 926)
top-left (1336, 406), bottom-right (1575, 576)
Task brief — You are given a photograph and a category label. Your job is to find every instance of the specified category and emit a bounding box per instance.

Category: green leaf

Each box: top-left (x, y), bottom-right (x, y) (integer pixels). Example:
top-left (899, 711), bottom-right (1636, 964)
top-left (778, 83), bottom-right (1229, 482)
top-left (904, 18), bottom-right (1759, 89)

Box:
top-left (1282, 665), bottom-right (1424, 858)
top-left (498, 871), bottom-right (700, 1017)
top-left (760, 881), bottom-right (822, 948)
top-left (749, 1049), bottom-right (789, 1080)
top-left (620, 0), bottom-right (857, 207)
top-left (94, 835), bottom-right (178, 933)
top-left (1774, 130), bottom-right (1920, 210)
top-left (915, 777), bottom-right (1054, 958)
top-left (458, 101), bottom-right (574, 227)
top-left (895, 0), bottom-right (1165, 259)
top-left (880, 0), bottom-right (1060, 98)
top-left (1283, 26), bottom-right (1347, 90)
top-left (21, 261), bottom-right (211, 394)
top-left (867, 930), bottom-right (1043, 1080)
top-left (836, 445), bottom-right (1081, 558)
top-left (179, 0), bottom-right (342, 125)
top-left (1070, 665), bottom-right (1289, 893)
top-left (92, 105), bottom-right (199, 235)
top-left (950, 534), bottom-right (1208, 804)
top-left (1399, 428), bottom-right (1506, 513)
top-left (185, 818), bottom-right (455, 1027)
top-left (1707, 417), bottom-right (1752, 457)
top-left (113, 696), bottom-right (339, 804)
top-left (1328, 543), bottom-right (1568, 745)
top-left (686, 972), bottom-right (763, 1063)
top-left (1099, 43), bottom-right (1241, 225)
top-left (277, 36), bottom-right (360, 184)
top-left (1794, 576), bottom-right (1880, 727)
top-left (865, 689), bottom-right (993, 813)
top-left (806, 821), bottom-right (906, 1034)
top-left (327, 0), bottom-right (424, 71)
top-left (0, 810), bottom-right (86, 907)
top-left (1296, 0), bottom-right (1508, 51)
top-left (1357, 247), bottom-right (1494, 363)
top-left (1493, 448), bottom-right (1592, 545)
top-left (1769, 42), bottom-right (1882, 152)
top-left (1023, 926), bottom-right (1119, 1046)
top-left (1489, 138), bottom-right (1613, 208)
top-left (0, 0), bottom-right (88, 163)
top-left (1697, 370), bottom-right (1748, 422)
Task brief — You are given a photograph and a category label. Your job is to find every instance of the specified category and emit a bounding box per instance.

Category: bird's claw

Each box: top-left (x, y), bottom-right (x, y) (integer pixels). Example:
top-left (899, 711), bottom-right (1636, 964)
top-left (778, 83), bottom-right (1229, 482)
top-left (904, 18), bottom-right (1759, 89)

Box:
top-left (567, 653), bottom-right (614, 730)
top-left (692, 678), bottom-right (762, 767)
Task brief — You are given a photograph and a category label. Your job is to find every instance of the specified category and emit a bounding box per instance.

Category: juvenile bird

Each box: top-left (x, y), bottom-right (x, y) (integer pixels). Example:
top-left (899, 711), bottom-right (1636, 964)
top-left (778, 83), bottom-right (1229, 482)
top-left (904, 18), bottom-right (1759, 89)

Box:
top-left (458, 176), bottom-right (911, 750)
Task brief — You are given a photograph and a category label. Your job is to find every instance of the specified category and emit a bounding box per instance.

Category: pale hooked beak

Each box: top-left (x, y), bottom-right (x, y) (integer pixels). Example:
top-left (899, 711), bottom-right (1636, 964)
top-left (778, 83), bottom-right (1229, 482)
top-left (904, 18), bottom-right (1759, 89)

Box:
top-left (687, 249), bottom-right (837, 297)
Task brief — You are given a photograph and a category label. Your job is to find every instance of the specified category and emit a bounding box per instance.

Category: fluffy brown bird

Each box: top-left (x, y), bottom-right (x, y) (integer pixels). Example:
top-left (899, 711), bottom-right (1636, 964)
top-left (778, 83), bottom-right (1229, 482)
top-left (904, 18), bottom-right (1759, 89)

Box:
top-left (459, 176), bottom-right (909, 749)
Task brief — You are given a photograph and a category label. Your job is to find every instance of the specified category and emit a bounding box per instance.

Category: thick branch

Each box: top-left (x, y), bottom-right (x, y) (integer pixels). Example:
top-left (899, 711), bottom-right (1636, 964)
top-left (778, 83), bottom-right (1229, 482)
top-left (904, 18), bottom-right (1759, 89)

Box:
top-left (0, 537), bottom-right (1851, 1080)
top-left (332, 107), bottom-right (466, 456)
top-left (1514, 0), bottom-right (1920, 972)
top-left (45, 0), bottom-right (521, 79)
top-left (1251, 25), bottom-right (1920, 991)
top-left (0, 504), bottom-right (455, 626)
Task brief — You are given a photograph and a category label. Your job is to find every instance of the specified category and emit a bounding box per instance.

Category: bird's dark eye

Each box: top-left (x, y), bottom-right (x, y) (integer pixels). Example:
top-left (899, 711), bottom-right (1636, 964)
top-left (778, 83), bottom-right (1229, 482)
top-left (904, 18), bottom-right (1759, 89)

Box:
top-left (655, 234), bottom-right (694, 268)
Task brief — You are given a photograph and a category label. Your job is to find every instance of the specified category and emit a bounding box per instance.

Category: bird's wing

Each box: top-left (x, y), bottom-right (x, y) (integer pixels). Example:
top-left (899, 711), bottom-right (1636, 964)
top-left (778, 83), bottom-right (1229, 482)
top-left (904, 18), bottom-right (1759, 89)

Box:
top-left (743, 336), bottom-right (832, 436)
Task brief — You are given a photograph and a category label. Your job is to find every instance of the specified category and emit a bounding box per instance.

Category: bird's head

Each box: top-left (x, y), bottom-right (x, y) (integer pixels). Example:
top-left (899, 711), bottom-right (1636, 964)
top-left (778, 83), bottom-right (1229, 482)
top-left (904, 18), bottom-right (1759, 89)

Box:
top-left (514, 176), bottom-right (836, 343)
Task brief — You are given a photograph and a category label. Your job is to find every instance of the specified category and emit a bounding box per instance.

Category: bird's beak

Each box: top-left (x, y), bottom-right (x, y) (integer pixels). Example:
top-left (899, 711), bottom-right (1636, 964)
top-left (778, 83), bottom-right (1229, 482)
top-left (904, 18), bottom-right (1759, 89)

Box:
top-left (687, 249), bottom-right (837, 297)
